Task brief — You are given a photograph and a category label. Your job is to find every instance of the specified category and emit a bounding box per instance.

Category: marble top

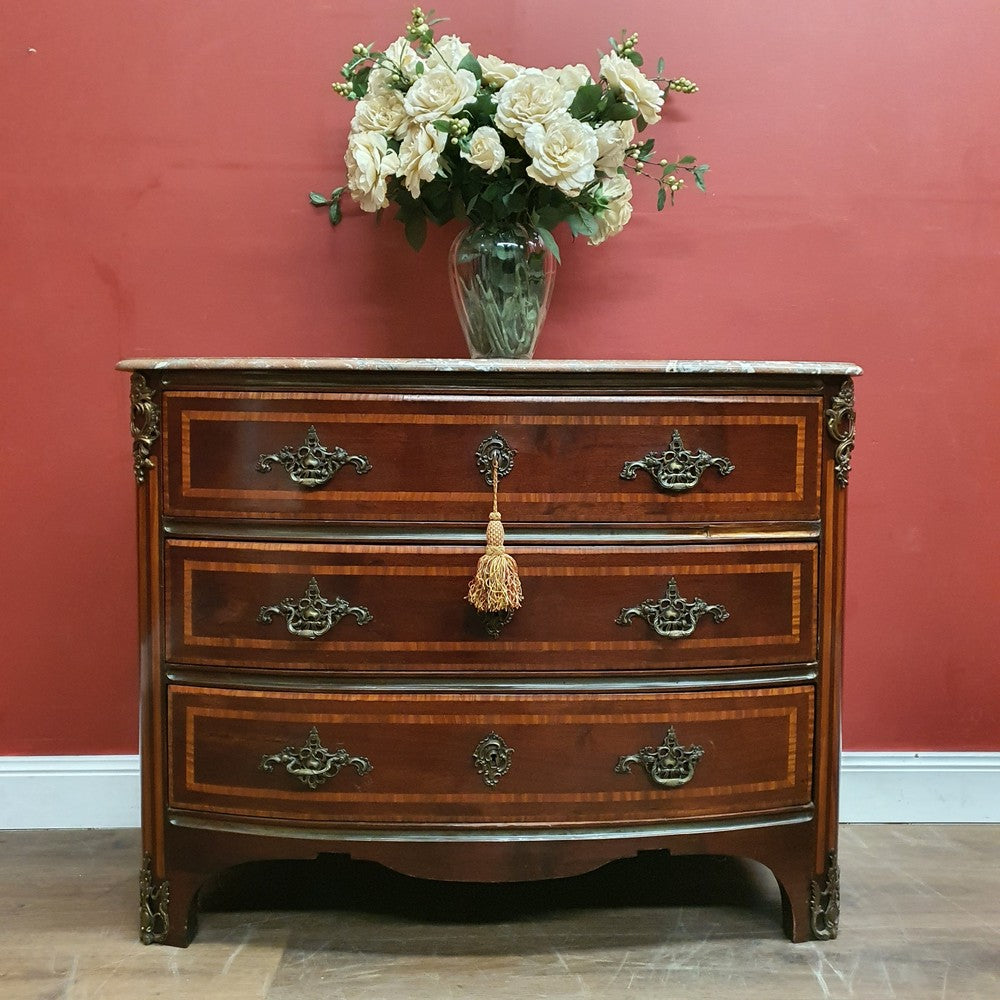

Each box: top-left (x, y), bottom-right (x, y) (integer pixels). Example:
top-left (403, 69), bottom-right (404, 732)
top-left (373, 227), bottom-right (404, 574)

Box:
top-left (117, 357), bottom-right (862, 376)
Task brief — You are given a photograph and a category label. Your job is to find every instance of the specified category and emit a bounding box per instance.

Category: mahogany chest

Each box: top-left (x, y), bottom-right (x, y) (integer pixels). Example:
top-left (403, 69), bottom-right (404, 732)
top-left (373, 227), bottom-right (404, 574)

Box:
top-left (119, 358), bottom-right (859, 945)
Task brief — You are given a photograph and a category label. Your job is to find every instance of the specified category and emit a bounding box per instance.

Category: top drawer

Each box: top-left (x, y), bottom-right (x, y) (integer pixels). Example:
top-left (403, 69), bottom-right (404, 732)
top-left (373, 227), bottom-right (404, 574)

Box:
top-left (161, 391), bottom-right (823, 524)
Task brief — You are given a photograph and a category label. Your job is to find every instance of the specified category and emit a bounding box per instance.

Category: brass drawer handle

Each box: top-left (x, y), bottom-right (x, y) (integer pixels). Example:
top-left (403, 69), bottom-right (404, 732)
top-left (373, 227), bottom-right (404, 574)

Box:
top-left (620, 429), bottom-right (734, 492)
top-left (615, 726), bottom-right (704, 788)
top-left (616, 577), bottom-right (729, 639)
top-left (260, 726), bottom-right (372, 789)
top-left (473, 731), bottom-right (513, 788)
top-left (258, 577), bottom-right (373, 639)
top-left (256, 425), bottom-right (371, 488)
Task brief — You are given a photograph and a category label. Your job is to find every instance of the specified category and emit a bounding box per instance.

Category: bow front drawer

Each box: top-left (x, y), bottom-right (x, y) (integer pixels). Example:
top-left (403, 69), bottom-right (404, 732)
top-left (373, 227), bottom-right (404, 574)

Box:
top-left (167, 684), bottom-right (814, 825)
top-left (160, 391), bottom-right (823, 523)
top-left (165, 539), bottom-right (817, 673)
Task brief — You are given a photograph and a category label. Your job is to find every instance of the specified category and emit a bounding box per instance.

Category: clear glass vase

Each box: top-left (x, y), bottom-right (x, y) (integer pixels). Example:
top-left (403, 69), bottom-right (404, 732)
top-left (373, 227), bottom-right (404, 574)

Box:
top-left (448, 222), bottom-right (557, 359)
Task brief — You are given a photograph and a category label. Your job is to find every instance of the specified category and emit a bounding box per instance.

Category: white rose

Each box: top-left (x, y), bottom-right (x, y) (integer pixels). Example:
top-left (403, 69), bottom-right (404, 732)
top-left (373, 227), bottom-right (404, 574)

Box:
top-left (345, 131), bottom-right (399, 213)
top-left (479, 54), bottom-right (523, 88)
top-left (425, 34), bottom-right (471, 70)
top-left (549, 62), bottom-right (592, 94)
top-left (523, 115), bottom-right (599, 197)
top-left (495, 68), bottom-right (573, 141)
top-left (397, 123), bottom-right (447, 198)
top-left (589, 174), bottom-right (634, 245)
top-left (460, 126), bottom-right (506, 174)
top-left (599, 52), bottom-right (664, 124)
top-left (351, 89), bottom-right (408, 139)
top-left (402, 65), bottom-right (478, 123)
top-left (594, 119), bottom-right (635, 174)
top-left (368, 36), bottom-right (422, 93)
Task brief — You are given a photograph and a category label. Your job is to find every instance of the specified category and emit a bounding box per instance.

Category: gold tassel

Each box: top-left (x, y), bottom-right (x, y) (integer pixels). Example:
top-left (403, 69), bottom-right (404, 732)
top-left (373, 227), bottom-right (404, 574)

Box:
top-left (466, 457), bottom-right (523, 613)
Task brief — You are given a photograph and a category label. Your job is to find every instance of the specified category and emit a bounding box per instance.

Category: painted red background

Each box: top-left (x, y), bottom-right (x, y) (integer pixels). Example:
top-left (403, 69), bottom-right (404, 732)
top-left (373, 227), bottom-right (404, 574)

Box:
top-left (1, 1), bottom-right (997, 754)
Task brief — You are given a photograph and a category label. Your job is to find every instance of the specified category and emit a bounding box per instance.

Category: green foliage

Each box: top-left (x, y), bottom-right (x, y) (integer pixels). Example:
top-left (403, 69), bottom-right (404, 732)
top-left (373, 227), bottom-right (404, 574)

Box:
top-left (569, 83), bottom-right (604, 120)
top-left (457, 52), bottom-right (482, 79)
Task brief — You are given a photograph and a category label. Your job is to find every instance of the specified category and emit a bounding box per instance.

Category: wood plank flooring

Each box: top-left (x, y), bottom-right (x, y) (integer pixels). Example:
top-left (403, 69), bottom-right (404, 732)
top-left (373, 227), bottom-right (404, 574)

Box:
top-left (1, 825), bottom-right (997, 999)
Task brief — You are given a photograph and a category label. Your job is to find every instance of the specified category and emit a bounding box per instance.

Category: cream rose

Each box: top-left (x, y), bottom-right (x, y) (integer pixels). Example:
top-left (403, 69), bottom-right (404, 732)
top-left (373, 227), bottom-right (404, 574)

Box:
top-left (495, 68), bottom-right (573, 141)
top-left (523, 114), bottom-right (599, 197)
top-left (350, 89), bottom-right (408, 139)
top-left (599, 52), bottom-right (664, 124)
top-left (589, 174), bottom-right (634, 245)
top-left (368, 36), bottom-right (422, 93)
top-left (546, 62), bottom-right (592, 95)
top-left (460, 126), bottom-right (506, 174)
top-left (594, 119), bottom-right (635, 174)
top-left (397, 123), bottom-right (447, 198)
top-left (479, 54), bottom-right (523, 88)
top-left (402, 64), bottom-right (478, 123)
top-left (345, 131), bottom-right (399, 213)
top-left (425, 34), bottom-right (471, 71)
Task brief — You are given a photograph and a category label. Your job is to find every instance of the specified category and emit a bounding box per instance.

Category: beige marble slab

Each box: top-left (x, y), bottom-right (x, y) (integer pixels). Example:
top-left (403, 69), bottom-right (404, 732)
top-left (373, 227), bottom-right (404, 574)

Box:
top-left (116, 357), bottom-right (862, 376)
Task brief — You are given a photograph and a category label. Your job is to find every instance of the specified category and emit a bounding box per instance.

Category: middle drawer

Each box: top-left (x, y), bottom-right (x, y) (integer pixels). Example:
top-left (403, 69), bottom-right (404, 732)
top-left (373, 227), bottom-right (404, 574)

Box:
top-left (165, 540), bottom-right (817, 673)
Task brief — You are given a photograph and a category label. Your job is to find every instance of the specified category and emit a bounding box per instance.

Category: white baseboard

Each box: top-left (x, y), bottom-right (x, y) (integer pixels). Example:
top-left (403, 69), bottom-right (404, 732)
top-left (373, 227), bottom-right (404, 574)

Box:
top-left (0, 755), bottom-right (141, 830)
top-left (839, 752), bottom-right (1000, 823)
top-left (0, 752), bottom-right (998, 830)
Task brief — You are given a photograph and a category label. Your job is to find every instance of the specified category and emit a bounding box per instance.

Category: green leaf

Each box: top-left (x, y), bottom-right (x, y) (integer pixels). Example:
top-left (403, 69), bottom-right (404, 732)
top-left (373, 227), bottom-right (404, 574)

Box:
top-left (693, 164), bottom-right (710, 191)
top-left (432, 119), bottom-right (451, 133)
top-left (329, 199), bottom-right (342, 226)
top-left (534, 203), bottom-right (572, 233)
top-left (353, 66), bottom-right (370, 99)
top-left (636, 138), bottom-right (655, 160)
top-left (604, 100), bottom-right (639, 121)
top-left (457, 53), bottom-right (482, 79)
top-left (536, 226), bottom-right (561, 263)
top-left (679, 155), bottom-right (697, 165)
top-left (568, 208), bottom-right (599, 238)
top-left (569, 83), bottom-right (604, 120)
top-left (626, 50), bottom-right (643, 68)
top-left (404, 211), bottom-right (427, 251)
top-left (657, 187), bottom-right (666, 212)
top-left (466, 90), bottom-right (498, 121)
top-left (309, 191), bottom-right (329, 206)
top-left (657, 56), bottom-right (665, 76)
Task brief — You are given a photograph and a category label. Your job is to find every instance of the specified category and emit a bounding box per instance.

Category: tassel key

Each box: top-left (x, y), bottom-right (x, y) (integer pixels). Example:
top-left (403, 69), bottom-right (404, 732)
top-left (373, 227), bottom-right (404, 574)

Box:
top-left (466, 456), bottom-right (523, 626)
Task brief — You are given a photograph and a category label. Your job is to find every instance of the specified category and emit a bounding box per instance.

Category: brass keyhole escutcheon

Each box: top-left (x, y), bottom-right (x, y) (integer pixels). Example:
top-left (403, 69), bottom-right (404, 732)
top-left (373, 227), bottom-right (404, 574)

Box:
top-left (472, 731), bottom-right (513, 788)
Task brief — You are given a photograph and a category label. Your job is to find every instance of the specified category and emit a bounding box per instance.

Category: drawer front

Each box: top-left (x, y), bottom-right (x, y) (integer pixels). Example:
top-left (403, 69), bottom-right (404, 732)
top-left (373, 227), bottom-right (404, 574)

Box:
top-left (161, 392), bottom-right (822, 523)
top-left (165, 540), bottom-right (818, 673)
top-left (167, 685), bottom-right (814, 825)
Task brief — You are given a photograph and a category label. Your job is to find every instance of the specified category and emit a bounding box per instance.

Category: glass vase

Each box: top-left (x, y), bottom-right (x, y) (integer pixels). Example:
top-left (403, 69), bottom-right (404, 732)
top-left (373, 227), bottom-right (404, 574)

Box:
top-left (448, 222), bottom-right (557, 359)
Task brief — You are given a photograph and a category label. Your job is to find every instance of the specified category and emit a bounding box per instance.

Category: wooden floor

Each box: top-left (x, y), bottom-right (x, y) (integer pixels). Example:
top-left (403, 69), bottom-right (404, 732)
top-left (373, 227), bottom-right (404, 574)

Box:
top-left (1, 825), bottom-right (997, 999)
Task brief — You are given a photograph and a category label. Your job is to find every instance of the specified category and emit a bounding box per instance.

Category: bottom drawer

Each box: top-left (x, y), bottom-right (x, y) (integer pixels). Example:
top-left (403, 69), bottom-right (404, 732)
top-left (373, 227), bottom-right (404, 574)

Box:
top-left (168, 685), bottom-right (814, 825)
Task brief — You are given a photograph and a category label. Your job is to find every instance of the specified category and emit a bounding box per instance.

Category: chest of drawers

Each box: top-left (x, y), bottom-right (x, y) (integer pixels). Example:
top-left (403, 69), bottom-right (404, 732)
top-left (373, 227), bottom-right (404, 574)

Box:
top-left (120, 358), bottom-right (859, 946)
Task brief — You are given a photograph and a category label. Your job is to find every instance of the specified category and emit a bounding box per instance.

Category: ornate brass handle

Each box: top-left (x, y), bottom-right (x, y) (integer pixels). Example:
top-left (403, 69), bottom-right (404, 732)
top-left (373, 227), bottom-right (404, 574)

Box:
top-left (258, 577), bottom-right (373, 639)
top-left (256, 425), bottom-right (371, 488)
top-left (472, 731), bottom-right (514, 787)
top-left (260, 726), bottom-right (372, 789)
top-left (614, 727), bottom-right (704, 788)
top-left (620, 429), bottom-right (734, 492)
top-left (616, 578), bottom-right (729, 639)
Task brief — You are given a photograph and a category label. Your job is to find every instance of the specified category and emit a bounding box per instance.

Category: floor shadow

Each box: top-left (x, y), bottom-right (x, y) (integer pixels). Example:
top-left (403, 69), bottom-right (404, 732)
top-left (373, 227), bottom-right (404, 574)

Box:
top-left (198, 850), bottom-right (783, 950)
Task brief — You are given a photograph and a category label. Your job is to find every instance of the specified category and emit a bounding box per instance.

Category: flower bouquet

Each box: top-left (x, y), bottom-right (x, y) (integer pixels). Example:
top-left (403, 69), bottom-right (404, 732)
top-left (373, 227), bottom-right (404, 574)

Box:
top-left (311, 7), bottom-right (707, 357)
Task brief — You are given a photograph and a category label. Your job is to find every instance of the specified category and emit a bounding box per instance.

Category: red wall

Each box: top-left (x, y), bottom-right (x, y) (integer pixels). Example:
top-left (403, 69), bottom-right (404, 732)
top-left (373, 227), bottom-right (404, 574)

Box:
top-left (2, 1), bottom-right (997, 754)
